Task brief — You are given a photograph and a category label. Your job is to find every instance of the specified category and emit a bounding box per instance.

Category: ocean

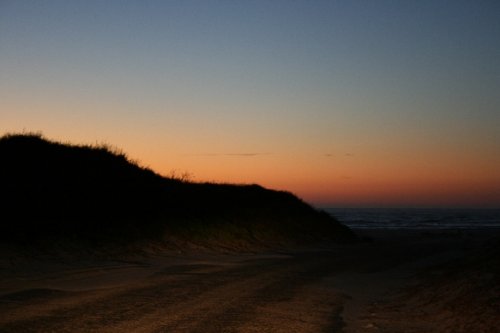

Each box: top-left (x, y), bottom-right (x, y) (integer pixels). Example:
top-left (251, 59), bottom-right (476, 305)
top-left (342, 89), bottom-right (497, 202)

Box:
top-left (324, 208), bottom-right (500, 229)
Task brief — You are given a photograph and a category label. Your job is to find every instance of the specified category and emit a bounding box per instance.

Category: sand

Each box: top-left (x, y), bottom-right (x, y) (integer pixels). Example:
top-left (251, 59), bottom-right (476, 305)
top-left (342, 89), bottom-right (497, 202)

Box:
top-left (1, 229), bottom-right (499, 332)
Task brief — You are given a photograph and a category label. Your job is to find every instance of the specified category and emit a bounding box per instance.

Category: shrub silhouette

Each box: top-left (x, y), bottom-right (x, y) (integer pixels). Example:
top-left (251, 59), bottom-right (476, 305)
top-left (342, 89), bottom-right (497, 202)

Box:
top-left (0, 133), bottom-right (354, 247)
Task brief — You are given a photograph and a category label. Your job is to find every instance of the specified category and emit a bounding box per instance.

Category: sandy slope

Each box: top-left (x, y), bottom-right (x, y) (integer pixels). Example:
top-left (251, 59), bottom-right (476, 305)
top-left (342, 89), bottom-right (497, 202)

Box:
top-left (1, 230), bottom-right (499, 333)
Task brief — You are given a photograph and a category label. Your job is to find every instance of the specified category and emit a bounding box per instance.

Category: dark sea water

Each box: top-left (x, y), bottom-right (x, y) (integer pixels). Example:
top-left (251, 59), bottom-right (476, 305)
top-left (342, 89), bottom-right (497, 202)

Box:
top-left (324, 208), bottom-right (500, 229)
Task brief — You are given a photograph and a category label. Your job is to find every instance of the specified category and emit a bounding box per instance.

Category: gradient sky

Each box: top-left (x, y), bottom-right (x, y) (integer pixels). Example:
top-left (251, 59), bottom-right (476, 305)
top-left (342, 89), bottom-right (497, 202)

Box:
top-left (1, 0), bottom-right (499, 208)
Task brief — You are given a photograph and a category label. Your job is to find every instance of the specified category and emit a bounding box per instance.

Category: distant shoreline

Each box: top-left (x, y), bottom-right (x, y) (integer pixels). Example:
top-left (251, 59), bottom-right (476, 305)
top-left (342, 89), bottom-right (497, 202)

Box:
top-left (325, 207), bottom-right (500, 230)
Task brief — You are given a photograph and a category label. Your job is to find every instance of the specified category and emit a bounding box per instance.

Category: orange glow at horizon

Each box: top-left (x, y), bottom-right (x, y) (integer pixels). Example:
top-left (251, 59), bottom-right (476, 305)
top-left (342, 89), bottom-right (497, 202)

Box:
top-left (134, 142), bottom-right (500, 208)
top-left (1, 106), bottom-right (499, 208)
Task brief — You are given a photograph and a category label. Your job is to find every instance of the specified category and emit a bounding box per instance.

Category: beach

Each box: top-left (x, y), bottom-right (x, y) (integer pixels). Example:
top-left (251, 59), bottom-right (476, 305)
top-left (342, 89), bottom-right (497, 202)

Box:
top-left (1, 228), bottom-right (498, 332)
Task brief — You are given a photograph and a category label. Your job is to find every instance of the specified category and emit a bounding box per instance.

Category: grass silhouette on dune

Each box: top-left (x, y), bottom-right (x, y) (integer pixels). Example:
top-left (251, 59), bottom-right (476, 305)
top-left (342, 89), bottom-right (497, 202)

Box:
top-left (0, 133), bottom-right (354, 250)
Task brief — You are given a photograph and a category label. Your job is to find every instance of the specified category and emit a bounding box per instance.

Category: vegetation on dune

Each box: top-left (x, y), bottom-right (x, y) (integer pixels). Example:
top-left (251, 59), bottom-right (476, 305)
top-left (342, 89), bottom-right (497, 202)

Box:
top-left (0, 132), bottom-right (355, 249)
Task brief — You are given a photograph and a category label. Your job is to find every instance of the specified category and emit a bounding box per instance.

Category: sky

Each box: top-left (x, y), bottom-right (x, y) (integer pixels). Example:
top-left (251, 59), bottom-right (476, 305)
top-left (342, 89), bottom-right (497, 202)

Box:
top-left (1, 0), bottom-right (499, 208)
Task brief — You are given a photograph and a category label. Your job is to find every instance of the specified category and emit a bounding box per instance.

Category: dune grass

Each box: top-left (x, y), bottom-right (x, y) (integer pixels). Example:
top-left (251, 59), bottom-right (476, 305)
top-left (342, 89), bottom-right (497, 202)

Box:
top-left (0, 133), bottom-right (355, 250)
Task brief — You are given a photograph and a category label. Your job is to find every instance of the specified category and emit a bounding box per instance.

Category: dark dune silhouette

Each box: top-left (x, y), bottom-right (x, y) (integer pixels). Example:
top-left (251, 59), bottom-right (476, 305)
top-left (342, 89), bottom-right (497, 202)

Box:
top-left (0, 133), bottom-right (354, 250)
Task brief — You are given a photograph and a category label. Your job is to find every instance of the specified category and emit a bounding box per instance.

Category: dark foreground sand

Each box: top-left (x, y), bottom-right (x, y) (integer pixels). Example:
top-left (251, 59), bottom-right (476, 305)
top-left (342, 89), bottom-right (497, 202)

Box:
top-left (1, 229), bottom-right (499, 333)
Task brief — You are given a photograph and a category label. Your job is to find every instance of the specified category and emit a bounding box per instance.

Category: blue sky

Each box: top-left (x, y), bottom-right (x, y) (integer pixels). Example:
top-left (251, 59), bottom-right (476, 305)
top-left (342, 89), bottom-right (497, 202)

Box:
top-left (1, 0), bottom-right (499, 207)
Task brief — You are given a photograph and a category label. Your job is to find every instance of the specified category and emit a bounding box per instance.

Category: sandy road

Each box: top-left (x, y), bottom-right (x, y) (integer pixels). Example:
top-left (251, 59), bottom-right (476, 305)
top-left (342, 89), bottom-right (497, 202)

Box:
top-left (1, 230), bottom-right (493, 333)
top-left (0, 251), bottom-right (351, 333)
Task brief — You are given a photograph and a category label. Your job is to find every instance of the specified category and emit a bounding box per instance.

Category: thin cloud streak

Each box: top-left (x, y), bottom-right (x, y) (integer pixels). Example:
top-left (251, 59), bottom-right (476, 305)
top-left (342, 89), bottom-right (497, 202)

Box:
top-left (324, 153), bottom-right (354, 157)
top-left (182, 153), bottom-right (271, 157)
